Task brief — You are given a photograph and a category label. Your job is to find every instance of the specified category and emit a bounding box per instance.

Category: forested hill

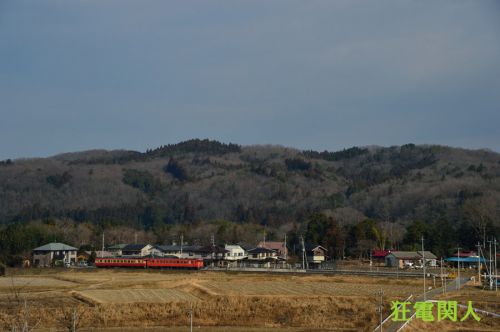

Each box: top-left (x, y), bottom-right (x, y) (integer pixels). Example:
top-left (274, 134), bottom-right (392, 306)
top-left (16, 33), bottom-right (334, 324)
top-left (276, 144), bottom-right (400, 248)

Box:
top-left (0, 139), bottom-right (499, 260)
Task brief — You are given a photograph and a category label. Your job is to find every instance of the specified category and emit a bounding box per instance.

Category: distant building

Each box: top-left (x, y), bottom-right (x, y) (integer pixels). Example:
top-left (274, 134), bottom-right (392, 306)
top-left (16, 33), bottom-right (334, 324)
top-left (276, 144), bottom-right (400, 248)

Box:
top-left (258, 241), bottom-right (287, 259)
top-left (385, 251), bottom-right (437, 268)
top-left (306, 245), bottom-right (328, 265)
top-left (107, 244), bottom-right (127, 256)
top-left (121, 244), bottom-right (153, 257)
top-left (445, 250), bottom-right (485, 268)
top-left (153, 245), bottom-right (229, 262)
top-left (32, 242), bottom-right (77, 267)
top-left (371, 249), bottom-right (391, 265)
top-left (224, 244), bottom-right (247, 261)
top-left (247, 247), bottom-right (278, 261)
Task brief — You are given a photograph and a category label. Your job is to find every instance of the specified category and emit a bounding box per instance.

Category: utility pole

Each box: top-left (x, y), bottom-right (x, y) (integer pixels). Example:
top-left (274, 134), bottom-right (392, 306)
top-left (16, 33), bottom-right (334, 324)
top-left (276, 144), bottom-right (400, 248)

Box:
top-left (457, 246), bottom-right (461, 290)
top-left (376, 288), bottom-right (384, 332)
top-left (301, 235), bottom-right (306, 270)
top-left (441, 257), bottom-right (444, 294)
top-left (211, 234), bottom-right (215, 263)
top-left (101, 232), bottom-right (105, 258)
top-left (72, 307), bottom-right (77, 332)
top-left (180, 234), bottom-right (184, 257)
top-left (188, 306), bottom-right (193, 332)
top-left (284, 233), bottom-right (287, 261)
top-left (494, 238), bottom-right (497, 292)
top-left (370, 249), bottom-right (373, 272)
top-left (134, 232), bottom-right (137, 245)
top-left (422, 236), bottom-right (426, 301)
top-left (477, 242), bottom-right (482, 286)
top-left (488, 239), bottom-right (493, 290)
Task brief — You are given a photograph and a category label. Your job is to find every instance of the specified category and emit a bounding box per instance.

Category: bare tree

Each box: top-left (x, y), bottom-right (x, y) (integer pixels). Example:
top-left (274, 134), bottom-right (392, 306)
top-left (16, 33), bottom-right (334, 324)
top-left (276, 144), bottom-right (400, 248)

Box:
top-left (58, 306), bottom-right (83, 332)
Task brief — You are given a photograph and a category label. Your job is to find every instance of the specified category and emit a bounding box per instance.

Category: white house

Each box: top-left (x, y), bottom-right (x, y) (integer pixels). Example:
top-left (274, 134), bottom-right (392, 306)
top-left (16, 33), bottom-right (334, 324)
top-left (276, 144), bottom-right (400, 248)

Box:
top-left (33, 242), bottom-right (78, 267)
top-left (224, 244), bottom-right (247, 261)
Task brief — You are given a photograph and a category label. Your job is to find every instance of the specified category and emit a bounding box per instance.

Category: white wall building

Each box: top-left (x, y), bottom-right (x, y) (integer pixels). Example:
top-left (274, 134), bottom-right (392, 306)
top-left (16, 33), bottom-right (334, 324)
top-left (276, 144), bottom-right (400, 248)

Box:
top-left (224, 245), bottom-right (247, 261)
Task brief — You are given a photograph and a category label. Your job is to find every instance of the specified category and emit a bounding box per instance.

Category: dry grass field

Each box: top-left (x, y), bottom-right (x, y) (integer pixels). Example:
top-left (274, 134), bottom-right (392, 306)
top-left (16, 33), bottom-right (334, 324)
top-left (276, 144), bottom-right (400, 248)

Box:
top-left (0, 268), bottom-right (496, 331)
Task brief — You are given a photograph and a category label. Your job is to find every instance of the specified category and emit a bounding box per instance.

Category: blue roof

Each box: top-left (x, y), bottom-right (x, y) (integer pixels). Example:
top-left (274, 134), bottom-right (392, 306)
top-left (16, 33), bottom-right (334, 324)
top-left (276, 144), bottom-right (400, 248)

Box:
top-left (444, 257), bottom-right (488, 263)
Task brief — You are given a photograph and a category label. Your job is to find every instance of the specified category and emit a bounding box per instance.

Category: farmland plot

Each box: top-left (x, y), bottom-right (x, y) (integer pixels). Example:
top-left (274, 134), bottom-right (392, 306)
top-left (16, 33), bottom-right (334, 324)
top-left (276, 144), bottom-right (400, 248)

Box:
top-left (0, 276), bottom-right (76, 289)
top-left (78, 288), bottom-right (199, 304)
top-left (201, 280), bottom-right (420, 297)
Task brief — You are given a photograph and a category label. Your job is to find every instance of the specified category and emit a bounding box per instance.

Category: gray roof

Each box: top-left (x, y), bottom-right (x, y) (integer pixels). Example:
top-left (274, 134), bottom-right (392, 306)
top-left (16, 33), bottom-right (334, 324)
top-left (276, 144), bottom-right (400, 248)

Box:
top-left (33, 242), bottom-right (77, 251)
top-left (122, 244), bottom-right (150, 251)
top-left (417, 251), bottom-right (437, 260)
top-left (155, 245), bottom-right (203, 252)
top-left (388, 251), bottom-right (437, 260)
top-left (305, 244), bottom-right (328, 252)
top-left (388, 251), bottom-right (421, 259)
top-left (107, 244), bottom-right (127, 250)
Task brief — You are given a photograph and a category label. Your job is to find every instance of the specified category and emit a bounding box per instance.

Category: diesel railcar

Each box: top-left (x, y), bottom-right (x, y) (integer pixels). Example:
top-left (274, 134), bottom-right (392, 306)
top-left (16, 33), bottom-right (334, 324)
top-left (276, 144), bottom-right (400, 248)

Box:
top-left (95, 257), bottom-right (204, 269)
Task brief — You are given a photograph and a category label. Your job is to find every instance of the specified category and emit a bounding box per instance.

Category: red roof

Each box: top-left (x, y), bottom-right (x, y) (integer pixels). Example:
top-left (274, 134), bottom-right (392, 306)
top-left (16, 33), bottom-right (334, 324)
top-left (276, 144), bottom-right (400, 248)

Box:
top-left (372, 249), bottom-right (391, 258)
top-left (452, 251), bottom-right (477, 257)
top-left (258, 241), bottom-right (286, 251)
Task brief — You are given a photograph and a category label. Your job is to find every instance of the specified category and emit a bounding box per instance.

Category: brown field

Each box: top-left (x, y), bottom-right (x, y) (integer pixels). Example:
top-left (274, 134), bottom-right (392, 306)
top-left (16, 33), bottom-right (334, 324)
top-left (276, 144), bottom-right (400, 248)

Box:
top-left (0, 268), bottom-right (497, 331)
top-left (78, 289), bottom-right (200, 304)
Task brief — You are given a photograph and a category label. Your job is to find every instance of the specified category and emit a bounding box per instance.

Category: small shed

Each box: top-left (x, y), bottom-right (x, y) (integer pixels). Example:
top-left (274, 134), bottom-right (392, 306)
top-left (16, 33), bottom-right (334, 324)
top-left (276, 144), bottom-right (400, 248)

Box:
top-left (306, 245), bottom-right (328, 264)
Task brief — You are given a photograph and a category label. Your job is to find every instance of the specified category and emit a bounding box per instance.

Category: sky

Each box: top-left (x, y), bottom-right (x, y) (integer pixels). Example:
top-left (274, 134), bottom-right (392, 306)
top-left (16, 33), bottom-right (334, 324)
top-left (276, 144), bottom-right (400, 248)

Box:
top-left (1, 0), bottom-right (499, 159)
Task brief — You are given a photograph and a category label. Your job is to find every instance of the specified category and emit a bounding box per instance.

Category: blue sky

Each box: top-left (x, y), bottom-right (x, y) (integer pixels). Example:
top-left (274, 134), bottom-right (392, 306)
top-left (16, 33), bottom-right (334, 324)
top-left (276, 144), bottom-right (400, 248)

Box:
top-left (1, 0), bottom-right (499, 159)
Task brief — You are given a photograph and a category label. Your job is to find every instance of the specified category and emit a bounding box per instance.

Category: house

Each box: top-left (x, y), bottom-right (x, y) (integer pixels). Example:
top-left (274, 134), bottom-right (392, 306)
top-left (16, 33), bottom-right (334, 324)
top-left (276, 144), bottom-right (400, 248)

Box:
top-left (385, 251), bottom-right (437, 268)
top-left (33, 242), bottom-right (78, 267)
top-left (224, 244), bottom-right (247, 261)
top-left (444, 256), bottom-right (487, 269)
top-left (152, 245), bottom-right (200, 258)
top-left (121, 244), bottom-right (153, 257)
top-left (371, 249), bottom-right (391, 265)
top-left (445, 250), bottom-right (485, 269)
top-left (107, 244), bottom-right (127, 256)
top-left (247, 247), bottom-right (278, 261)
top-left (153, 245), bottom-right (228, 261)
top-left (306, 245), bottom-right (328, 264)
top-left (257, 241), bottom-right (287, 259)
top-left (199, 245), bottom-right (229, 261)
top-left (417, 251), bottom-right (437, 267)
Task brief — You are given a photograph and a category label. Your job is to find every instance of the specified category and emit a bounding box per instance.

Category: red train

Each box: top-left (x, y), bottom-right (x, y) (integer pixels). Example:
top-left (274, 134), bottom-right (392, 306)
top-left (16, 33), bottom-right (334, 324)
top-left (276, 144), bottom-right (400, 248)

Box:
top-left (95, 257), bottom-right (204, 269)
